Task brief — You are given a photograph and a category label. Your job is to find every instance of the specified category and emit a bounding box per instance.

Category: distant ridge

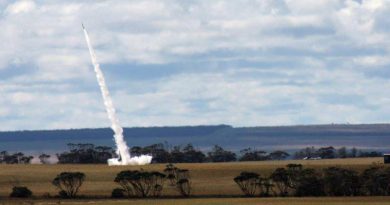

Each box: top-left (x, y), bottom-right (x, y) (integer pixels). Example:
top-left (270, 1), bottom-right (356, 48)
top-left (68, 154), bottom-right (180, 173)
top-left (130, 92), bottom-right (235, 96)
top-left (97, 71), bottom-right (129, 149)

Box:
top-left (1, 124), bottom-right (390, 153)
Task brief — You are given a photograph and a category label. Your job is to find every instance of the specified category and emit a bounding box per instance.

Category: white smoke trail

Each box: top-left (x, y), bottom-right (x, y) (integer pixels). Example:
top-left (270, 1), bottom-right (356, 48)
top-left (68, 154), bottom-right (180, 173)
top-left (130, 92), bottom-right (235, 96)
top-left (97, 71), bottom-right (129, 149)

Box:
top-left (82, 25), bottom-right (152, 166)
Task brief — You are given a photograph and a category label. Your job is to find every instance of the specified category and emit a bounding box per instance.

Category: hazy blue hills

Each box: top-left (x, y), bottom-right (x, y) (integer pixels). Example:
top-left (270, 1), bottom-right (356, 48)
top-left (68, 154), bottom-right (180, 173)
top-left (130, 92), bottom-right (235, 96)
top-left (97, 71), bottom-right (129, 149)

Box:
top-left (1, 124), bottom-right (390, 154)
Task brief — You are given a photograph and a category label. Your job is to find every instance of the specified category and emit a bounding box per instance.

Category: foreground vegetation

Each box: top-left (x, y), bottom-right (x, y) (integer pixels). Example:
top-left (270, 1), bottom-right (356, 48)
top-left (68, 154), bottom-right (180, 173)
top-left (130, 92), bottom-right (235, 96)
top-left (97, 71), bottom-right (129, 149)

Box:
top-left (0, 157), bottom-right (389, 204)
top-left (2, 197), bottom-right (390, 205)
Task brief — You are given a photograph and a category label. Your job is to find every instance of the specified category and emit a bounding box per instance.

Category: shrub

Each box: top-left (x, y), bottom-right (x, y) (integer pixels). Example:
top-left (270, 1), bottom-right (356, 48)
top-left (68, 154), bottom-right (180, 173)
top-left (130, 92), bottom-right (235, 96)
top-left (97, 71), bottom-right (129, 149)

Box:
top-left (361, 166), bottom-right (390, 196)
top-left (52, 172), bottom-right (85, 198)
top-left (10, 186), bottom-right (32, 198)
top-left (111, 188), bottom-right (125, 198)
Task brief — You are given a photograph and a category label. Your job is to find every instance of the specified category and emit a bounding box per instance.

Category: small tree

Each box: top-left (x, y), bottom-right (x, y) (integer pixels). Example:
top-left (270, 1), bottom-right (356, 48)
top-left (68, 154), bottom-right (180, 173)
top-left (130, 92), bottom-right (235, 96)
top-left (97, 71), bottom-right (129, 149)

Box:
top-left (163, 164), bottom-right (192, 197)
top-left (177, 178), bottom-right (191, 197)
top-left (114, 170), bottom-right (166, 198)
top-left (285, 164), bottom-right (303, 190)
top-left (270, 168), bottom-right (290, 196)
top-left (239, 148), bottom-right (269, 161)
top-left (207, 145), bottom-right (236, 162)
top-left (258, 177), bottom-right (274, 197)
top-left (164, 163), bottom-right (178, 186)
top-left (182, 144), bottom-right (206, 163)
top-left (150, 171), bottom-right (166, 197)
top-left (176, 169), bottom-right (191, 197)
top-left (52, 172), bottom-right (85, 198)
top-left (234, 172), bottom-right (259, 196)
top-left (269, 151), bottom-right (290, 160)
top-left (317, 146), bottom-right (335, 159)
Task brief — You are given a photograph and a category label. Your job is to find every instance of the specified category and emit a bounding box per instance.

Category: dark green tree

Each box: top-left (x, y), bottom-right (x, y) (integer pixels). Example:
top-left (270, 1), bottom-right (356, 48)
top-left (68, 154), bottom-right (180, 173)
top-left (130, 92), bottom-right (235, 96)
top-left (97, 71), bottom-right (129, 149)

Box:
top-left (323, 167), bottom-right (361, 196)
top-left (295, 168), bottom-right (325, 196)
top-left (52, 172), bottom-right (85, 198)
top-left (239, 148), bottom-right (269, 161)
top-left (269, 151), bottom-right (290, 160)
top-left (270, 168), bottom-right (290, 196)
top-left (317, 146), bottom-right (335, 159)
top-left (207, 145), bottom-right (236, 162)
top-left (114, 170), bottom-right (166, 198)
top-left (234, 172), bottom-right (260, 196)
top-left (361, 166), bottom-right (390, 196)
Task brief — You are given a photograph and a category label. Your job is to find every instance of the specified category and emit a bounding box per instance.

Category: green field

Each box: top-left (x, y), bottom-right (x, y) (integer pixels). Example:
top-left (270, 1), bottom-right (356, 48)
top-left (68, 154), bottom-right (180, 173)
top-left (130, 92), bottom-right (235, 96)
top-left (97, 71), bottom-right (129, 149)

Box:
top-left (0, 157), bottom-right (388, 204)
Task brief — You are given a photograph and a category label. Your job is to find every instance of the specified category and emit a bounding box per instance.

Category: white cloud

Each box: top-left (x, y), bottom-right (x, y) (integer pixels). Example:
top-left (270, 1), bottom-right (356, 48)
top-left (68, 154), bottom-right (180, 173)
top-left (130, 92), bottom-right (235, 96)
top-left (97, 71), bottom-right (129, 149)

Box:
top-left (5, 0), bottom-right (36, 14)
top-left (1, 0), bottom-right (390, 130)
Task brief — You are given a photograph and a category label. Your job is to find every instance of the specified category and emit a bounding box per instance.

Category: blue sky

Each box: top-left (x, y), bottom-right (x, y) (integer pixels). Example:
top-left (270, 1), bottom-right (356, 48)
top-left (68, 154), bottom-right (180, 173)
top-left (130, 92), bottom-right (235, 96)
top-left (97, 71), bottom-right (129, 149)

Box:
top-left (1, 0), bottom-right (390, 130)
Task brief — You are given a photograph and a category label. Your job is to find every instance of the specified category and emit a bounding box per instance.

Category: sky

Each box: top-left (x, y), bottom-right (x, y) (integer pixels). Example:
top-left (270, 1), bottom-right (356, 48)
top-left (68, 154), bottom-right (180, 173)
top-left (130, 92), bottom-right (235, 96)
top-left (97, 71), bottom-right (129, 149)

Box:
top-left (1, 0), bottom-right (390, 131)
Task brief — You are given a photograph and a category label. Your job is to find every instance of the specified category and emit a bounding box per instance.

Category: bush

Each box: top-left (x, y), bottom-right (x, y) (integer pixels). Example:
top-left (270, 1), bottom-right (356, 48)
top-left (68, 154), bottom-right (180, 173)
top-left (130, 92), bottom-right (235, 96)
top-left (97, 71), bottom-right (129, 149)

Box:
top-left (10, 186), bottom-right (32, 198)
top-left (52, 172), bottom-right (85, 198)
top-left (295, 168), bottom-right (325, 197)
top-left (323, 167), bottom-right (361, 196)
top-left (361, 166), bottom-right (390, 196)
top-left (111, 188), bottom-right (125, 198)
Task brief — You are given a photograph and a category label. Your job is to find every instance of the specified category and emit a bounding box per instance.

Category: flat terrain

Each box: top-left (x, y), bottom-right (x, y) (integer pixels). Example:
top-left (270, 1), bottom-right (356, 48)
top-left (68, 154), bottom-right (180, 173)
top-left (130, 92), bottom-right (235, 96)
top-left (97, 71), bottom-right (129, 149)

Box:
top-left (0, 157), bottom-right (387, 204)
top-left (2, 197), bottom-right (390, 205)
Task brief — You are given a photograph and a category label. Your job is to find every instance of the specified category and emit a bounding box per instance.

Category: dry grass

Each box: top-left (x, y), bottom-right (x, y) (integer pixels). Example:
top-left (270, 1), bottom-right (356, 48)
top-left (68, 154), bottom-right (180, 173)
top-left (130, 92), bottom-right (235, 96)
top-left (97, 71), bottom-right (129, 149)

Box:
top-left (2, 197), bottom-right (390, 205)
top-left (0, 157), bottom-right (384, 198)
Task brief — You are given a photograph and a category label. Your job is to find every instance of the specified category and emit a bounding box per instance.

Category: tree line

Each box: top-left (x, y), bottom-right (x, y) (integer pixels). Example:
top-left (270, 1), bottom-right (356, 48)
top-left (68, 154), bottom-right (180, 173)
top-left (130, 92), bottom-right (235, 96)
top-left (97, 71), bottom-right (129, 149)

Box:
top-left (0, 143), bottom-right (384, 164)
top-left (56, 143), bottom-right (383, 164)
top-left (294, 146), bottom-right (383, 159)
top-left (0, 151), bottom-right (34, 164)
top-left (235, 164), bottom-right (390, 197)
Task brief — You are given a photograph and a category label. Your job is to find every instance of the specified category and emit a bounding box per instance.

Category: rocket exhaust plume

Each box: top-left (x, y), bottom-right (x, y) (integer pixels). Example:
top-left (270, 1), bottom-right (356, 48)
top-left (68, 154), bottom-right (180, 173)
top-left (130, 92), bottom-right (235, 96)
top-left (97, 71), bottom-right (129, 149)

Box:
top-left (82, 24), bottom-right (152, 166)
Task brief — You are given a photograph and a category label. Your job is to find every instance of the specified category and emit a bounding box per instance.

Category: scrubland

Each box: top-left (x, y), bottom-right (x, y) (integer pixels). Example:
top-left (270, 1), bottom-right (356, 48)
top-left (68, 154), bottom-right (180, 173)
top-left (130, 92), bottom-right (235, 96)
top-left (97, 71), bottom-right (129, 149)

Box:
top-left (0, 157), bottom-right (388, 204)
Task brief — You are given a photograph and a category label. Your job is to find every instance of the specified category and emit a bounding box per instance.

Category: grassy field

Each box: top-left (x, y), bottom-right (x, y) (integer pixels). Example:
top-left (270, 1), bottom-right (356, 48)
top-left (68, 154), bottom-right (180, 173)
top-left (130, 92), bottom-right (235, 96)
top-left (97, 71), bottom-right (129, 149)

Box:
top-left (0, 157), bottom-right (387, 204)
top-left (2, 197), bottom-right (390, 205)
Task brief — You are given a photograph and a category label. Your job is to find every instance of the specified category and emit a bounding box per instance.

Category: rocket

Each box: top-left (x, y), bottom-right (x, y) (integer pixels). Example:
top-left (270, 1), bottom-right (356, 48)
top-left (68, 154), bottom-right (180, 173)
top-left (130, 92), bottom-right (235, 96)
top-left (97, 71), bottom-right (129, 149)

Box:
top-left (81, 23), bottom-right (152, 165)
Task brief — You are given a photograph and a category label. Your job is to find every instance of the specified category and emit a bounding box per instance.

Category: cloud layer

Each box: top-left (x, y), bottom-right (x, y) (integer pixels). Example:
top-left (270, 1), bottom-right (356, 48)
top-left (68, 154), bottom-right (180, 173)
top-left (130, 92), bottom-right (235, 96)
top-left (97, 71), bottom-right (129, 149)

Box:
top-left (1, 0), bottom-right (390, 130)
